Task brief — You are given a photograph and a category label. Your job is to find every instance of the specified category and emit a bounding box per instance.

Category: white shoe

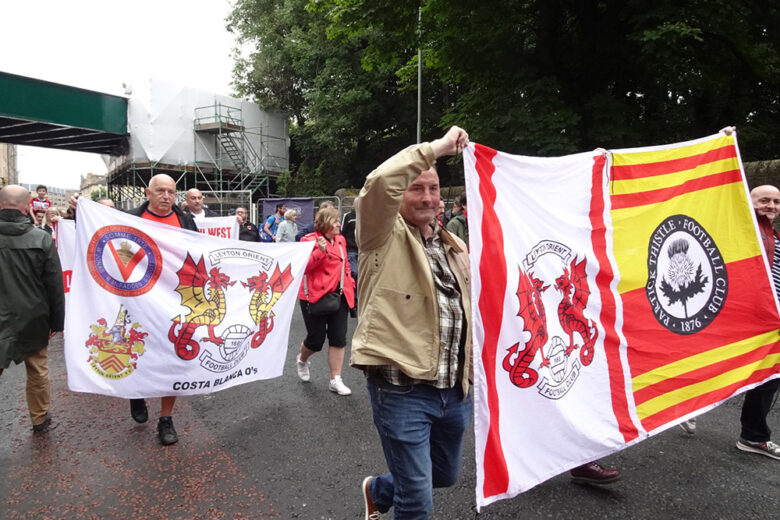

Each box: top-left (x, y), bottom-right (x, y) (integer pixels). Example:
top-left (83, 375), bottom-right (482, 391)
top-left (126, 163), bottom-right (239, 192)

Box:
top-left (736, 438), bottom-right (780, 460)
top-left (329, 375), bottom-right (352, 395)
top-left (679, 418), bottom-right (697, 434)
top-left (296, 354), bottom-right (310, 382)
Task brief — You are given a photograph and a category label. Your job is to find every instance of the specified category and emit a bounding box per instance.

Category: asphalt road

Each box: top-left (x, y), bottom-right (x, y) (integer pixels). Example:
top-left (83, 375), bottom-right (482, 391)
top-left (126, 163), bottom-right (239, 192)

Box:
top-left (1, 313), bottom-right (778, 519)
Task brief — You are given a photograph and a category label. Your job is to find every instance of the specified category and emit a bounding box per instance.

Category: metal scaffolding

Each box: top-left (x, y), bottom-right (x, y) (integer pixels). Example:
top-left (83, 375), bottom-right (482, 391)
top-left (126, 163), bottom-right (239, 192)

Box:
top-left (193, 102), bottom-right (285, 198)
top-left (105, 80), bottom-right (289, 208)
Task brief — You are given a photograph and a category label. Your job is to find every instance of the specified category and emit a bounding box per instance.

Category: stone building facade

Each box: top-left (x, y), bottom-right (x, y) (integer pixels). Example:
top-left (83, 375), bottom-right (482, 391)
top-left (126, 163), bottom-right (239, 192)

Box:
top-left (0, 143), bottom-right (18, 186)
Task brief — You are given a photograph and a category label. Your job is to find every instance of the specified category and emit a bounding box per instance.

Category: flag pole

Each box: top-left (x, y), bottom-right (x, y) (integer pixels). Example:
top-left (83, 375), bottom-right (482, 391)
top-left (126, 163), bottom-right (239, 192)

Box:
top-left (416, 6), bottom-right (422, 144)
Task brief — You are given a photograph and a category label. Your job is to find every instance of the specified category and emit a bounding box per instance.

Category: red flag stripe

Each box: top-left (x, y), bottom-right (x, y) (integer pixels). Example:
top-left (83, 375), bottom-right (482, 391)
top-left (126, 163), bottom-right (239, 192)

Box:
top-left (621, 256), bottom-right (778, 377)
top-left (610, 170), bottom-right (742, 210)
top-left (590, 155), bottom-right (640, 442)
top-left (611, 145), bottom-right (737, 181)
top-left (639, 369), bottom-right (780, 432)
top-left (474, 144), bottom-right (510, 498)
top-left (632, 340), bottom-right (780, 406)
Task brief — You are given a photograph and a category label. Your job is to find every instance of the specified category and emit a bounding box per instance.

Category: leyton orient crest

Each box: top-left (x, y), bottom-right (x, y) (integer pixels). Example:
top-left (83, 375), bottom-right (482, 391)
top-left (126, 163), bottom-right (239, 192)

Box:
top-left (502, 240), bottom-right (598, 399)
top-left (167, 248), bottom-right (294, 374)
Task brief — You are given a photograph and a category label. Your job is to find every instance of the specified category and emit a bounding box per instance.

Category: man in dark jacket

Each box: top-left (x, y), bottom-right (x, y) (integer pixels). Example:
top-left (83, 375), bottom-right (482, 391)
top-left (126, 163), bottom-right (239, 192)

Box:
top-left (235, 206), bottom-right (260, 241)
top-left (341, 208), bottom-right (358, 279)
top-left (0, 185), bottom-right (65, 434)
top-left (125, 174), bottom-right (198, 446)
top-left (446, 192), bottom-right (469, 246)
top-left (183, 188), bottom-right (218, 220)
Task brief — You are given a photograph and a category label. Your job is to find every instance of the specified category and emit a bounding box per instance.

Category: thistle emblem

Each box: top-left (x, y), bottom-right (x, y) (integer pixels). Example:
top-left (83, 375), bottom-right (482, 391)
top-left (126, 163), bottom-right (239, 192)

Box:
top-left (659, 239), bottom-right (708, 318)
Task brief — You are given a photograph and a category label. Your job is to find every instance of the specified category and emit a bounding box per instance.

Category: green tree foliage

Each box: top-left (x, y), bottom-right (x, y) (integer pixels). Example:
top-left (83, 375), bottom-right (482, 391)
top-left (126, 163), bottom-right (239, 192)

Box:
top-left (229, 0), bottom-right (780, 193)
top-left (90, 186), bottom-right (108, 201)
top-left (229, 0), bottom-right (441, 193)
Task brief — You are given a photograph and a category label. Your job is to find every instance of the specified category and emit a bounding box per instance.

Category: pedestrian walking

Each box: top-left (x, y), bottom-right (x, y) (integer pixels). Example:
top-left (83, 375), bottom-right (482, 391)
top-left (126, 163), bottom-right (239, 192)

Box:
top-left (0, 185), bottom-right (65, 434)
top-left (69, 174), bottom-right (199, 446)
top-left (295, 206), bottom-right (356, 396)
top-left (352, 126), bottom-right (473, 519)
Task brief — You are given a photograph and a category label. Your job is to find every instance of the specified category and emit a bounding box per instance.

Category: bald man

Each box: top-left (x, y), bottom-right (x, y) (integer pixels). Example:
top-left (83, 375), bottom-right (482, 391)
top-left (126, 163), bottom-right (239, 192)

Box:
top-left (184, 188), bottom-right (217, 219)
top-left (0, 185), bottom-right (65, 434)
top-left (735, 184), bottom-right (780, 459)
top-left (123, 175), bottom-right (199, 445)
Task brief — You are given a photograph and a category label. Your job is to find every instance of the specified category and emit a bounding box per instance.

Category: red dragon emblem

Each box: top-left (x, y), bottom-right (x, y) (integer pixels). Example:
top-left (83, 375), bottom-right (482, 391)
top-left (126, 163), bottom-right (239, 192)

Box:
top-left (503, 255), bottom-right (598, 391)
top-left (168, 254), bottom-right (235, 360)
top-left (555, 257), bottom-right (598, 366)
top-left (241, 264), bottom-right (294, 348)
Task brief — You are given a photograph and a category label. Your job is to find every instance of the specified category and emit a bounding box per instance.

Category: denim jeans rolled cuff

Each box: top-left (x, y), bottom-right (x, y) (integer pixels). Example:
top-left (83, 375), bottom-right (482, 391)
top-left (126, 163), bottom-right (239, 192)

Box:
top-left (366, 376), bottom-right (473, 519)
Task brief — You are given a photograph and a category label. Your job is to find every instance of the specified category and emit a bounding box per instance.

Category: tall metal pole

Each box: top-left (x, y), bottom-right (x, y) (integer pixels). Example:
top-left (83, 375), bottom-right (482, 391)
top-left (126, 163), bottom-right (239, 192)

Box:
top-left (416, 6), bottom-right (422, 144)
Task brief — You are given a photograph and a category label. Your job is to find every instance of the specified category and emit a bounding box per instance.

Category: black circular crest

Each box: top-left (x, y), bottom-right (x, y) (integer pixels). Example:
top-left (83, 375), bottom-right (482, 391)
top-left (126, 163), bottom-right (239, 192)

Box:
top-left (645, 214), bottom-right (728, 335)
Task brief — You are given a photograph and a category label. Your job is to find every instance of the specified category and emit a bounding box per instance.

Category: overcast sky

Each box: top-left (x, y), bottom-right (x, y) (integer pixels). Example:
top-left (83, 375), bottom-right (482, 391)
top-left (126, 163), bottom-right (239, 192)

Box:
top-left (1, 0), bottom-right (239, 190)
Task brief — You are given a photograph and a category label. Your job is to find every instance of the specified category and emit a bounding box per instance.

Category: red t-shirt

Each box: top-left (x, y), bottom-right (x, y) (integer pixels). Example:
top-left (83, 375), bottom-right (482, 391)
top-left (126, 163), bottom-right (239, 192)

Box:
top-left (30, 197), bottom-right (51, 214)
top-left (141, 209), bottom-right (181, 228)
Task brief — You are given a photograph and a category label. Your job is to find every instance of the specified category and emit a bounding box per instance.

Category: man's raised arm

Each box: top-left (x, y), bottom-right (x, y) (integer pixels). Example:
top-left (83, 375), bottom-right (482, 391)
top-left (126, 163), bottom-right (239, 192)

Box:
top-left (355, 126), bottom-right (468, 251)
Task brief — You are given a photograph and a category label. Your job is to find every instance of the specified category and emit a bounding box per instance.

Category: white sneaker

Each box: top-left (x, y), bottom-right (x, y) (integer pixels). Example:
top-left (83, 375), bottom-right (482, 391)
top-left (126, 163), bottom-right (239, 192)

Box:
top-left (736, 438), bottom-right (780, 460)
top-left (329, 375), bottom-right (352, 395)
top-left (679, 418), bottom-right (697, 434)
top-left (296, 354), bottom-right (310, 382)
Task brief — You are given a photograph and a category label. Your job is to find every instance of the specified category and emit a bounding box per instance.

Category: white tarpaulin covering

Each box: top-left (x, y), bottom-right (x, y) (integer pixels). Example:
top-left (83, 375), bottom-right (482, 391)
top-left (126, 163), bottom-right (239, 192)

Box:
top-left (125, 78), bottom-right (288, 171)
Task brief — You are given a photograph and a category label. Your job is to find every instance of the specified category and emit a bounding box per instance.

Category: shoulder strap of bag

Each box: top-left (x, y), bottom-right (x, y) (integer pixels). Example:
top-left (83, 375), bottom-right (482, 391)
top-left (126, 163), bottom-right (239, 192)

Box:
top-left (303, 240), bottom-right (345, 302)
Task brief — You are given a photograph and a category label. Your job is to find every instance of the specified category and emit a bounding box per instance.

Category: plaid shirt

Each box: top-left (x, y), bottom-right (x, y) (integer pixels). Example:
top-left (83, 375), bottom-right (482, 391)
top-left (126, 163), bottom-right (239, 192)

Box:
top-left (375, 222), bottom-right (465, 388)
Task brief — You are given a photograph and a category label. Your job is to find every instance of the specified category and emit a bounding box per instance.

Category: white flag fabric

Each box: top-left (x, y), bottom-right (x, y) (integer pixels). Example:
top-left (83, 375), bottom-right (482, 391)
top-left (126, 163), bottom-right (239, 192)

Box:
top-left (195, 215), bottom-right (240, 240)
top-left (56, 219), bottom-right (77, 300)
top-left (64, 199), bottom-right (313, 398)
top-left (466, 135), bottom-right (780, 509)
top-left (466, 146), bottom-right (626, 508)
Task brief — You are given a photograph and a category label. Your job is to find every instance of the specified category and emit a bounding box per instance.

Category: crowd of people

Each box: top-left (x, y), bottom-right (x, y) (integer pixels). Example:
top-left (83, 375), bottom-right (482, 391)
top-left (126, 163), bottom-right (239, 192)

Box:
top-left (0, 125), bottom-right (777, 519)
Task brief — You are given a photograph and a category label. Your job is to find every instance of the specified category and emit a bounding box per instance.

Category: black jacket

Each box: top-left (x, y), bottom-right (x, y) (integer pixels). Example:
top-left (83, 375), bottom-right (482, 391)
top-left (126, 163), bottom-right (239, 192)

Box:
top-left (341, 210), bottom-right (357, 252)
top-left (0, 209), bottom-right (65, 368)
top-left (238, 221), bottom-right (261, 242)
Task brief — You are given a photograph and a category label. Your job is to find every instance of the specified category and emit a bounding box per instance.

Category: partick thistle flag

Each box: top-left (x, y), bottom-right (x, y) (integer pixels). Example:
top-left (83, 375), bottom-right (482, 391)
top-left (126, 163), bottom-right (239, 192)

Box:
top-left (64, 199), bottom-right (313, 398)
top-left (466, 133), bottom-right (780, 509)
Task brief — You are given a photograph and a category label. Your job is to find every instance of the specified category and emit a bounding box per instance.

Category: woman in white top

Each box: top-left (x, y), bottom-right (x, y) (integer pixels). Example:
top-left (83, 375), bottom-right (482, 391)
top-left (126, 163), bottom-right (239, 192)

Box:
top-left (275, 209), bottom-right (299, 242)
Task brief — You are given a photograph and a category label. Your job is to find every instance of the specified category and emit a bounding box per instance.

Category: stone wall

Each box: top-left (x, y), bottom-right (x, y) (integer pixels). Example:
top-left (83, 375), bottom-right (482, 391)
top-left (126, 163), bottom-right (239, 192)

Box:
top-left (0, 143), bottom-right (18, 186)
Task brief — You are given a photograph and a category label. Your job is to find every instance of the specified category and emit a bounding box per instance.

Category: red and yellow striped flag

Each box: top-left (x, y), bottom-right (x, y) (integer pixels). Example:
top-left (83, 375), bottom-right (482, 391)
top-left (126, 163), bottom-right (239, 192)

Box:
top-left (609, 134), bottom-right (780, 432)
top-left (468, 134), bottom-right (780, 508)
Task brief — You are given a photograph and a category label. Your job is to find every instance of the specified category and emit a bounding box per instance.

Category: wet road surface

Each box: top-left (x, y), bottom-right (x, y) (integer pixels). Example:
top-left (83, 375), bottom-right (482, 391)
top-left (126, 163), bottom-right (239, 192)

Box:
top-left (1, 316), bottom-right (777, 519)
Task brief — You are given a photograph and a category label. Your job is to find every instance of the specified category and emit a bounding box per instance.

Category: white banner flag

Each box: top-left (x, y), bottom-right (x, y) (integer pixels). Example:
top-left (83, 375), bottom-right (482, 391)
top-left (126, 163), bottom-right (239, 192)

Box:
top-left (56, 219), bottom-right (77, 300)
top-left (64, 199), bottom-right (313, 398)
top-left (466, 145), bottom-right (625, 508)
top-left (195, 215), bottom-right (240, 240)
top-left (466, 135), bottom-right (780, 509)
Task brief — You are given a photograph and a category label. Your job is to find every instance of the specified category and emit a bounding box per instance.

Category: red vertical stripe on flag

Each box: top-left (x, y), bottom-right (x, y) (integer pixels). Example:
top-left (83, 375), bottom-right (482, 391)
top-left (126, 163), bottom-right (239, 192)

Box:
top-left (475, 144), bottom-right (510, 498)
top-left (589, 155), bottom-right (640, 442)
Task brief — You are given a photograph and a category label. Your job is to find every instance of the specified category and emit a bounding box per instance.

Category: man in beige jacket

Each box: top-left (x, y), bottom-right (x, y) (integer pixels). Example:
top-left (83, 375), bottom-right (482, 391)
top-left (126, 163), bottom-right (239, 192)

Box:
top-left (352, 126), bottom-right (472, 519)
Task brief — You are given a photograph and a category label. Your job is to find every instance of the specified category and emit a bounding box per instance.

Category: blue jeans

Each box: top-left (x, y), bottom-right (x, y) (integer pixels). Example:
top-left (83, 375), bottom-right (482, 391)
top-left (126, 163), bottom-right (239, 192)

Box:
top-left (366, 376), bottom-right (473, 519)
top-left (347, 250), bottom-right (358, 279)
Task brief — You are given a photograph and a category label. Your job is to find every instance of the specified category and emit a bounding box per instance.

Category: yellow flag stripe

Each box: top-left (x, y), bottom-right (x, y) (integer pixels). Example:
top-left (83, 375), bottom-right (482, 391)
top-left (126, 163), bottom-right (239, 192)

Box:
top-left (635, 353), bottom-right (780, 420)
top-left (612, 182), bottom-right (760, 294)
top-left (611, 158), bottom-right (739, 196)
top-left (632, 330), bottom-right (779, 391)
top-left (611, 135), bottom-right (734, 166)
